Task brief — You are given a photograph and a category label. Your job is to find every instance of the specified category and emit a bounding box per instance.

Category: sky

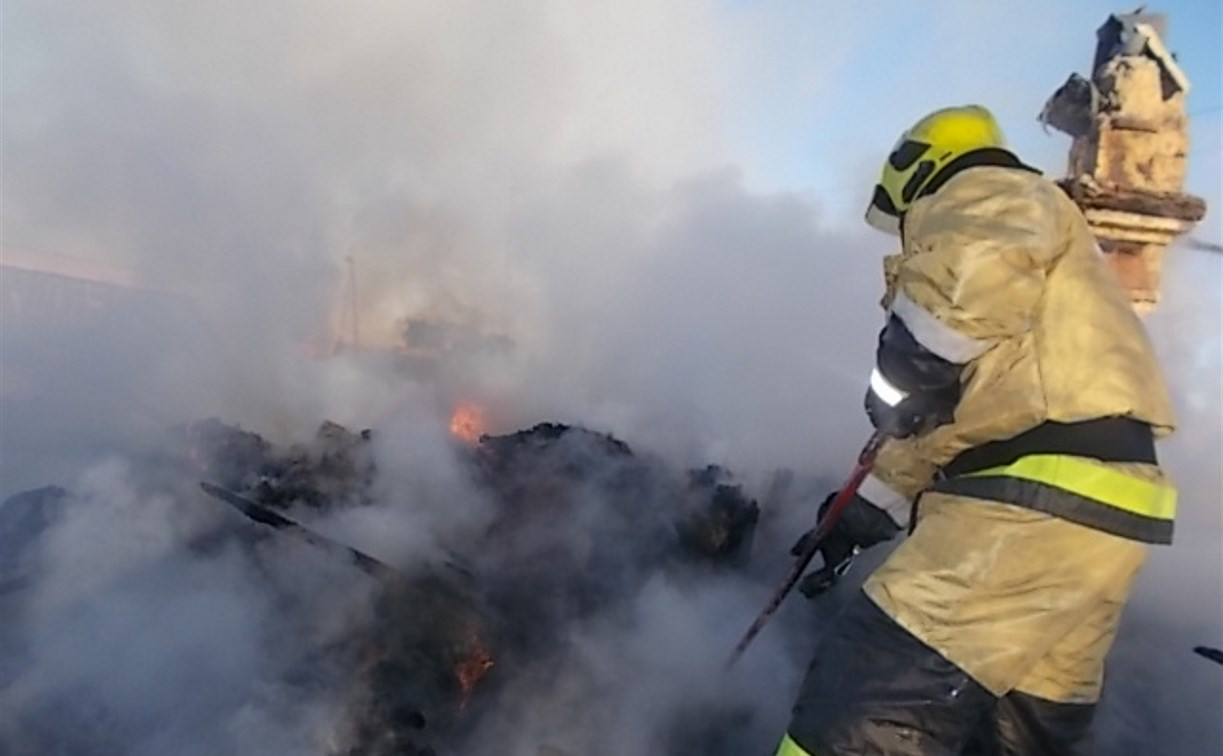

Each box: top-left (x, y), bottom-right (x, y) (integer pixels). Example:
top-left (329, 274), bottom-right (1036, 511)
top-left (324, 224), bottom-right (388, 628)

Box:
top-left (719, 0), bottom-right (1221, 238)
top-left (1, 1), bottom-right (1221, 754)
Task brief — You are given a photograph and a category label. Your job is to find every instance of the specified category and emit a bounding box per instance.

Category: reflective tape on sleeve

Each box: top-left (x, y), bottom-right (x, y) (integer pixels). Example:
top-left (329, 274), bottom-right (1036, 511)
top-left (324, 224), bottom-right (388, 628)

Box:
top-left (858, 473), bottom-right (912, 528)
top-left (891, 291), bottom-right (991, 364)
top-left (869, 367), bottom-right (908, 407)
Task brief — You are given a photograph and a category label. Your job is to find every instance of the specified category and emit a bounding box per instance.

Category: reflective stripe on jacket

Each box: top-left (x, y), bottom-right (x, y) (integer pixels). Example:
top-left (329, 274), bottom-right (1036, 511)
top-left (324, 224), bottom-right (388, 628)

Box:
top-left (774, 733), bottom-right (812, 756)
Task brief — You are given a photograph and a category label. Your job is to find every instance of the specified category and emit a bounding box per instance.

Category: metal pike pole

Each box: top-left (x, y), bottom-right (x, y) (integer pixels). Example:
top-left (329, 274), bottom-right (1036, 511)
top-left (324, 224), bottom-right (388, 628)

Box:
top-left (199, 481), bottom-right (400, 583)
top-left (725, 432), bottom-right (885, 669)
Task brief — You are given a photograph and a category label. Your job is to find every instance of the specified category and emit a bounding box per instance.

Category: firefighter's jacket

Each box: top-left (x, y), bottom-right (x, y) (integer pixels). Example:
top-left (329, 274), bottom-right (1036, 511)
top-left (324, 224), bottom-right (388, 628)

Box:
top-left (857, 161), bottom-right (1177, 545)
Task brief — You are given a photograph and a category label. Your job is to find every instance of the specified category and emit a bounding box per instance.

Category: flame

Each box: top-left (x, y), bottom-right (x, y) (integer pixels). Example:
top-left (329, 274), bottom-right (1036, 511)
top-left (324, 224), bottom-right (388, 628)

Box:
top-left (449, 403), bottom-right (486, 445)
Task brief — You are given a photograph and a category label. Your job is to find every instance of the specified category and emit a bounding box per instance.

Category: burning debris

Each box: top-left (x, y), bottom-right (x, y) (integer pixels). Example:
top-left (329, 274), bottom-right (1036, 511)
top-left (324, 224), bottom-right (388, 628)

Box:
top-left (448, 404), bottom-right (487, 446)
top-left (1, 418), bottom-right (762, 755)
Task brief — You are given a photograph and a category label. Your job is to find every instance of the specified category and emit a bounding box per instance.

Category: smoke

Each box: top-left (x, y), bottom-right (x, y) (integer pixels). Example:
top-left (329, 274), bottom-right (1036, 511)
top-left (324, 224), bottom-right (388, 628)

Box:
top-left (2, 4), bottom-right (866, 751)
top-left (2, 0), bottom-right (883, 482)
top-left (1095, 242), bottom-right (1223, 754)
top-left (1, 461), bottom-right (361, 755)
top-left (458, 575), bottom-right (799, 755)
top-left (1, 0), bottom-right (1220, 754)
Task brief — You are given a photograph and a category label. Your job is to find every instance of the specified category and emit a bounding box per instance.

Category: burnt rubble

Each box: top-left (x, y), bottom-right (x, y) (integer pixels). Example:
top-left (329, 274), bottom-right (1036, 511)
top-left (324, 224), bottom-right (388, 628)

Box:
top-left (0, 486), bottom-right (69, 596)
top-left (171, 417), bottom-right (378, 512)
top-left (1, 419), bottom-right (762, 755)
top-left (348, 422), bottom-right (762, 755)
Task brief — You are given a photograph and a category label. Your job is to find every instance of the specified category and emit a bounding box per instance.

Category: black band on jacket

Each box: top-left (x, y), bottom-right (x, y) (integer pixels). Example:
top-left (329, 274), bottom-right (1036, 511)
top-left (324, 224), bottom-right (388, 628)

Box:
top-left (941, 417), bottom-right (1157, 478)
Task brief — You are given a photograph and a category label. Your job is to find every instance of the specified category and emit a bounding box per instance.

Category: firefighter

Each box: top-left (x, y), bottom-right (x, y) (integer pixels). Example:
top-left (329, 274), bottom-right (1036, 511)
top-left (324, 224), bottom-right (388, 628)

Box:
top-left (776, 105), bottom-right (1177, 755)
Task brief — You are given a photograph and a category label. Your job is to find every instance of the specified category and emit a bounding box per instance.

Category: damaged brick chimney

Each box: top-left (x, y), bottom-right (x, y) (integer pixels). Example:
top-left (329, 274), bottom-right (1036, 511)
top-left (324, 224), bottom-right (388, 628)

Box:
top-left (1040, 9), bottom-right (1208, 311)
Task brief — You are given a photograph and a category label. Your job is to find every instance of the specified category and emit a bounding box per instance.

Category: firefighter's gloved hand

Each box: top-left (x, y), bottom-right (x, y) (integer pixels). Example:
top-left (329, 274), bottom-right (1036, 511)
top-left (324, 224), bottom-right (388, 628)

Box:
top-left (791, 493), bottom-right (901, 598)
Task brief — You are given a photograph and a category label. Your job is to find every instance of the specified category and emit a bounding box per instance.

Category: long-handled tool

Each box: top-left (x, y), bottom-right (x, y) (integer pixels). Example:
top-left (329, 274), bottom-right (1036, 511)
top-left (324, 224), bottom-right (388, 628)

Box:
top-left (726, 432), bottom-right (885, 668)
top-left (200, 481), bottom-right (401, 582)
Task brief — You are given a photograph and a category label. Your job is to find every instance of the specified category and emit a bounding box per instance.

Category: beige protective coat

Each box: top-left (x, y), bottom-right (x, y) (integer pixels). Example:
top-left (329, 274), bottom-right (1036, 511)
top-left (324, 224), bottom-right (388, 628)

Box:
top-left (862, 166), bottom-right (1176, 703)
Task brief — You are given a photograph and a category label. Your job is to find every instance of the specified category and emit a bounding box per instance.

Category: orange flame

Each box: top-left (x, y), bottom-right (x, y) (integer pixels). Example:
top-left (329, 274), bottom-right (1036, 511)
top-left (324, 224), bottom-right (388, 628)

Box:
top-left (449, 403), bottom-right (486, 445)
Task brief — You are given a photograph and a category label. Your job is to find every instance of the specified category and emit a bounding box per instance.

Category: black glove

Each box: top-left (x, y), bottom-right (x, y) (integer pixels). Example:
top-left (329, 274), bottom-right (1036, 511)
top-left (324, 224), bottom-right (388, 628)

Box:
top-left (791, 492), bottom-right (901, 597)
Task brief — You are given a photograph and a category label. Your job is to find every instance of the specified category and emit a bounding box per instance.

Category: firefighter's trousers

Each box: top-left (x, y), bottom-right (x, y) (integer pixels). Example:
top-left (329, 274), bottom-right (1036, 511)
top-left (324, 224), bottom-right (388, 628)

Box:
top-left (777, 493), bottom-right (1147, 755)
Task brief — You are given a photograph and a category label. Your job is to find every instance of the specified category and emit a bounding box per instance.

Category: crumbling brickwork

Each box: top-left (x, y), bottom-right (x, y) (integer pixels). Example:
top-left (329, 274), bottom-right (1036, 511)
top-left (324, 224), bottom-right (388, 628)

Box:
top-left (1041, 11), bottom-right (1207, 311)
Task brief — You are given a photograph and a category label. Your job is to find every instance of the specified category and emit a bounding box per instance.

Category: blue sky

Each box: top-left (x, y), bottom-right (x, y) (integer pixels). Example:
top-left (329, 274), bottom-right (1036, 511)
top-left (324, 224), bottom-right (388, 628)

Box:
top-left (717, 0), bottom-right (1221, 239)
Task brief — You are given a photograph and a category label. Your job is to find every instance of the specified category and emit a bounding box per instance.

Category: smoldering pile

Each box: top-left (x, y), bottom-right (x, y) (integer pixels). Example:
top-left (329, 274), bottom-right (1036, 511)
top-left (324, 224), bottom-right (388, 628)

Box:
top-left (0, 418), bottom-right (767, 755)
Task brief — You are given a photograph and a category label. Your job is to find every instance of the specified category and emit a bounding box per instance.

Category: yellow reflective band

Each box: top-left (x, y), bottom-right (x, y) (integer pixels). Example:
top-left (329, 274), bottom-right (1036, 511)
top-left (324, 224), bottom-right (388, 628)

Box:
top-left (963, 454), bottom-right (1177, 521)
top-left (775, 733), bottom-right (816, 756)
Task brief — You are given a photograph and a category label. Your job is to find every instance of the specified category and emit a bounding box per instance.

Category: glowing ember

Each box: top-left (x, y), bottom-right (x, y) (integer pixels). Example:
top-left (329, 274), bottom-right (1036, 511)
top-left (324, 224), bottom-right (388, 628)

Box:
top-left (455, 634), bottom-right (495, 710)
top-left (449, 403), bottom-right (486, 445)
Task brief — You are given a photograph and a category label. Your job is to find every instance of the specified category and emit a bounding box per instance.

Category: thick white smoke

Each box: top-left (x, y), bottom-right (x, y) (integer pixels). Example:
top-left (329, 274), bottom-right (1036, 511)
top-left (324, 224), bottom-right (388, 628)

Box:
top-left (2, 0), bottom-right (1220, 753)
top-left (1097, 244), bottom-right (1223, 754)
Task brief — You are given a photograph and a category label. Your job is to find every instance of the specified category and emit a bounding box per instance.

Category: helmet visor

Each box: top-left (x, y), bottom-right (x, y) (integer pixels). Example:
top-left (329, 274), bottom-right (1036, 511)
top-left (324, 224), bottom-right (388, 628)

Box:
top-left (865, 184), bottom-right (902, 236)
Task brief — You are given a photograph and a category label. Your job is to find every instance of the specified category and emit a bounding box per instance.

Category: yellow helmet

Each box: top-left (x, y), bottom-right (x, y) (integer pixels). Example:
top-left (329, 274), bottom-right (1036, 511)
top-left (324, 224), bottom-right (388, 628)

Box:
top-left (865, 105), bottom-right (1007, 235)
